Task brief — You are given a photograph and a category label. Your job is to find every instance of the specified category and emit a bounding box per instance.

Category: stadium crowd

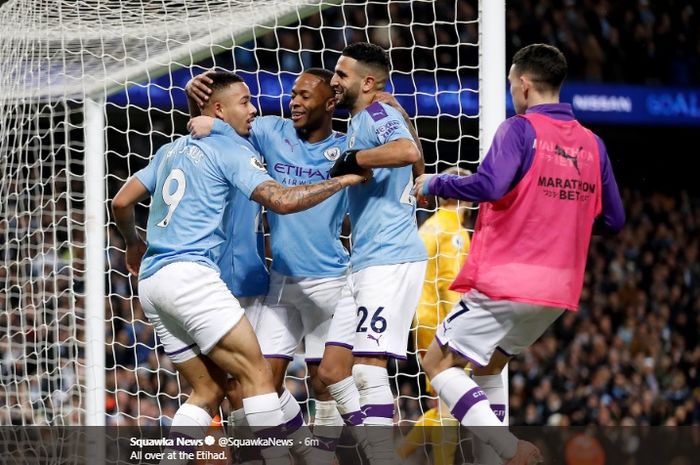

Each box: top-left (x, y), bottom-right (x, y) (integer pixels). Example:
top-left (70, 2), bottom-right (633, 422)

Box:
top-left (233, 0), bottom-right (698, 85)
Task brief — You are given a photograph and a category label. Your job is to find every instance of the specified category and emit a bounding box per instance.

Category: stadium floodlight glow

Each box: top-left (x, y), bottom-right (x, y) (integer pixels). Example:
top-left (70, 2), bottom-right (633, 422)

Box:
top-left (0, 0), bottom-right (503, 435)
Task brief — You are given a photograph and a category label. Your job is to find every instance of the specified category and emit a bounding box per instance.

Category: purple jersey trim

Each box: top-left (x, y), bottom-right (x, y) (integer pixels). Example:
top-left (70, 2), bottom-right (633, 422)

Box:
top-left (165, 342), bottom-right (197, 357)
top-left (366, 102), bottom-right (388, 122)
top-left (352, 350), bottom-right (408, 360)
top-left (434, 334), bottom-right (484, 368)
top-left (325, 341), bottom-right (353, 350)
top-left (304, 357), bottom-right (323, 364)
top-left (263, 354), bottom-right (294, 361)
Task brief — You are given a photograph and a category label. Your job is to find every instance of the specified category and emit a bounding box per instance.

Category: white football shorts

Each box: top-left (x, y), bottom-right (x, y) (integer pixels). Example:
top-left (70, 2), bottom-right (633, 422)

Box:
top-left (351, 261), bottom-right (427, 359)
top-left (237, 295), bottom-right (265, 328)
top-left (323, 279), bottom-right (357, 354)
top-left (256, 271), bottom-right (352, 361)
top-left (138, 261), bottom-right (245, 364)
top-left (435, 289), bottom-right (565, 367)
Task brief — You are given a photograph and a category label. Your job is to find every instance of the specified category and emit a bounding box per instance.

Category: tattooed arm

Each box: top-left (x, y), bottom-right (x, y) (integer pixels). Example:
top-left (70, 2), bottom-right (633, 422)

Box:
top-left (251, 172), bottom-right (369, 215)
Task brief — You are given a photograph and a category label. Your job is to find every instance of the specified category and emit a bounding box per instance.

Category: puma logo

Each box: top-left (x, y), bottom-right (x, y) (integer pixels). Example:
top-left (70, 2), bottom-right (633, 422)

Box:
top-left (367, 334), bottom-right (382, 346)
top-left (284, 138), bottom-right (298, 152)
top-left (555, 145), bottom-right (583, 175)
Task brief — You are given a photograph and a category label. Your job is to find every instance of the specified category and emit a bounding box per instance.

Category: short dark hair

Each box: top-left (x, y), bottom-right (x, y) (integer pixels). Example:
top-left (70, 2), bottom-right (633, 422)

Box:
top-left (341, 42), bottom-right (390, 73)
top-left (512, 44), bottom-right (567, 91)
top-left (303, 67), bottom-right (334, 87)
top-left (206, 70), bottom-right (245, 93)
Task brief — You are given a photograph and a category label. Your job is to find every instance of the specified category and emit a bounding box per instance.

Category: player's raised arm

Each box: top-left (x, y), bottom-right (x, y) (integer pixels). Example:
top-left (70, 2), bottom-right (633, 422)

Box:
top-left (111, 176), bottom-right (150, 275)
top-left (251, 173), bottom-right (370, 215)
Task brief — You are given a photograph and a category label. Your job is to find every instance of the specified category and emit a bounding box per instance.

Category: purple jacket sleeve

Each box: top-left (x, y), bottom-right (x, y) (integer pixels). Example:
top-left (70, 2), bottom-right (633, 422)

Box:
top-left (427, 117), bottom-right (528, 202)
top-left (593, 136), bottom-right (625, 234)
top-left (427, 115), bottom-right (625, 234)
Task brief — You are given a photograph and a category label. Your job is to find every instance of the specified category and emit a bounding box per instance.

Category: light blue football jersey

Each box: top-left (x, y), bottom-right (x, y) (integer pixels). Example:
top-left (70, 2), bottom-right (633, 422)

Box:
top-left (135, 122), bottom-right (273, 282)
top-left (210, 117), bottom-right (349, 278)
top-left (217, 166), bottom-right (270, 298)
top-left (345, 101), bottom-right (427, 271)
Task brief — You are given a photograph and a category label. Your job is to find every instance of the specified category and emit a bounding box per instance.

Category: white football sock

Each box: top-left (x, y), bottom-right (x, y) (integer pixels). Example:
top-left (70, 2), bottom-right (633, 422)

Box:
top-left (431, 368), bottom-right (517, 460)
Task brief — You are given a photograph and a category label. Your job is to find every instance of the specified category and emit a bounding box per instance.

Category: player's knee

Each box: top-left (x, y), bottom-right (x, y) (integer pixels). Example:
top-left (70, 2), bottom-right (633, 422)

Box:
top-left (218, 349), bottom-right (274, 393)
top-left (473, 350), bottom-right (510, 376)
top-left (189, 381), bottom-right (227, 412)
top-left (422, 343), bottom-right (448, 380)
top-left (317, 359), bottom-right (350, 387)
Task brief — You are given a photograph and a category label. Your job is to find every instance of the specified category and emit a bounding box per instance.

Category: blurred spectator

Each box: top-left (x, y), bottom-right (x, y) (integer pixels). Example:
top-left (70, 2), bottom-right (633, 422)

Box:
top-left (230, 1), bottom-right (698, 85)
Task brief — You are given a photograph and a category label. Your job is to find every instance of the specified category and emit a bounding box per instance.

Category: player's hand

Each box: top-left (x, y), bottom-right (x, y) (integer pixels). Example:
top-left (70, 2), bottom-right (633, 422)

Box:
top-left (373, 91), bottom-right (408, 116)
top-left (329, 150), bottom-right (364, 178)
top-left (187, 116), bottom-right (215, 138)
top-left (412, 174), bottom-right (435, 206)
top-left (373, 91), bottom-right (399, 108)
top-left (185, 72), bottom-right (214, 108)
top-left (125, 238), bottom-right (147, 276)
top-left (338, 168), bottom-right (373, 187)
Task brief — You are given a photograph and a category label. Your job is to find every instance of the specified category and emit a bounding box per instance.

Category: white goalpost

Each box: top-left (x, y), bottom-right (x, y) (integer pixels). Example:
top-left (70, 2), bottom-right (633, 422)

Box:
top-left (479, 0), bottom-right (508, 425)
top-left (0, 0), bottom-right (506, 431)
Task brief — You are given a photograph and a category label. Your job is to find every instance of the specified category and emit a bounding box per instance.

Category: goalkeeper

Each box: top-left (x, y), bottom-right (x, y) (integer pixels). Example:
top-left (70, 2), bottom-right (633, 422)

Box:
top-left (397, 166), bottom-right (471, 465)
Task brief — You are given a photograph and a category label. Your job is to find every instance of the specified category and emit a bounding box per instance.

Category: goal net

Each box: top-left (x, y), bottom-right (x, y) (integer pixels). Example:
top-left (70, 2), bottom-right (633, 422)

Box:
top-left (0, 0), bottom-right (500, 429)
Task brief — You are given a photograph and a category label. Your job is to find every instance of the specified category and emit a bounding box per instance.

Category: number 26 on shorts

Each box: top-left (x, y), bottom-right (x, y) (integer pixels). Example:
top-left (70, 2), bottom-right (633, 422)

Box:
top-left (356, 306), bottom-right (387, 333)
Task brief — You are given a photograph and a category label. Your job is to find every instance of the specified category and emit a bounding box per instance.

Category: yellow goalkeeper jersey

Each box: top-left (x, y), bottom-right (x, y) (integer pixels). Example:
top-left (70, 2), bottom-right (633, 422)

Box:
top-left (415, 208), bottom-right (470, 352)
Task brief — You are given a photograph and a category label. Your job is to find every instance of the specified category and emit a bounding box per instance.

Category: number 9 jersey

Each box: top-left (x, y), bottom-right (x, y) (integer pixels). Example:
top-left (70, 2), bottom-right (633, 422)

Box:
top-left (134, 123), bottom-right (273, 281)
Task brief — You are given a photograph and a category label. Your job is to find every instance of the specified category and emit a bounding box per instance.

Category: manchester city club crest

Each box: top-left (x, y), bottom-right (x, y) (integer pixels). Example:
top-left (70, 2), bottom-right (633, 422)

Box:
top-left (323, 147), bottom-right (341, 161)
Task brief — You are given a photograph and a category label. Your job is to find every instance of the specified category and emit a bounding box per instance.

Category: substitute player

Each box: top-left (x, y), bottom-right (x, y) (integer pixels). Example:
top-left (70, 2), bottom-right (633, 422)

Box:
top-left (329, 42), bottom-right (428, 463)
top-left (414, 43), bottom-right (625, 465)
top-left (186, 68), bottom-right (362, 462)
top-left (112, 71), bottom-right (368, 465)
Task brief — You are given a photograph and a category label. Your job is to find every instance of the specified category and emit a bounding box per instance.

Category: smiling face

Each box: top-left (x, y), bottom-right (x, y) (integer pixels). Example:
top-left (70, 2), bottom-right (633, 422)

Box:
top-left (331, 55), bottom-right (363, 110)
top-left (289, 72), bottom-right (335, 131)
top-left (212, 82), bottom-right (257, 136)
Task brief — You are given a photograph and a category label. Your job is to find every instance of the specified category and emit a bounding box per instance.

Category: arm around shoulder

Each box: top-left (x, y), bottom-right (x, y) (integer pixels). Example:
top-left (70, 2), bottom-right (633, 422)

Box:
top-left (251, 172), bottom-right (370, 215)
